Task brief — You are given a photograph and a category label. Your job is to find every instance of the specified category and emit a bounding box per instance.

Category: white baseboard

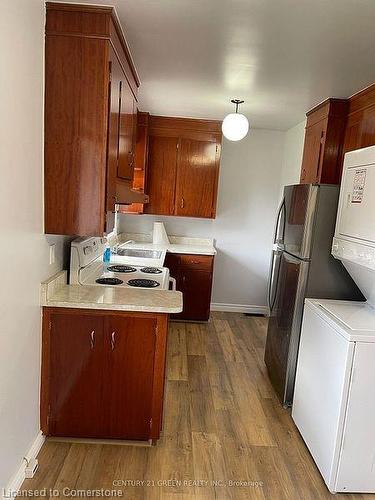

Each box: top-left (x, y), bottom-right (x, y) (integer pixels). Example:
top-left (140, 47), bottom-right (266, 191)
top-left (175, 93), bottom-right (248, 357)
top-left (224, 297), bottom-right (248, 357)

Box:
top-left (3, 431), bottom-right (45, 499)
top-left (211, 302), bottom-right (269, 315)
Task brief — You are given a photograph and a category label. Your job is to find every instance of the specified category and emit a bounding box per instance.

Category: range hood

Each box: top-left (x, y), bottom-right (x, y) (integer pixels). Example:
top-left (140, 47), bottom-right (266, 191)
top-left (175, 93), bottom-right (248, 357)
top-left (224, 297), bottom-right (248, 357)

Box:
top-left (116, 180), bottom-right (149, 205)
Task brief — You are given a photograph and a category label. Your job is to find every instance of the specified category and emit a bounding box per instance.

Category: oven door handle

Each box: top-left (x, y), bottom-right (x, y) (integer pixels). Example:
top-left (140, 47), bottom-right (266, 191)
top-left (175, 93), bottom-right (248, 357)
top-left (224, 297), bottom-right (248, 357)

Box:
top-left (169, 277), bottom-right (177, 291)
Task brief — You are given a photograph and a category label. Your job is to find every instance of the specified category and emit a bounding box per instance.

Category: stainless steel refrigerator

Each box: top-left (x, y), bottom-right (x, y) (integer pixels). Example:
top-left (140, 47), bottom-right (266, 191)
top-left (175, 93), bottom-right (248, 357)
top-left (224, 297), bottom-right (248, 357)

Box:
top-left (264, 184), bottom-right (364, 407)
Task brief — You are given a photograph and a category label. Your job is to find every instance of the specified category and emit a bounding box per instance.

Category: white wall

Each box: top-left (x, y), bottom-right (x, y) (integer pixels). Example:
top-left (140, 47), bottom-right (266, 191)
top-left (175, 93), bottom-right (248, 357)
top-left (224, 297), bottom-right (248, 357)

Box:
top-left (119, 129), bottom-right (285, 310)
top-left (0, 1), bottom-right (69, 490)
top-left (279, 120), bottom-right (306, 192)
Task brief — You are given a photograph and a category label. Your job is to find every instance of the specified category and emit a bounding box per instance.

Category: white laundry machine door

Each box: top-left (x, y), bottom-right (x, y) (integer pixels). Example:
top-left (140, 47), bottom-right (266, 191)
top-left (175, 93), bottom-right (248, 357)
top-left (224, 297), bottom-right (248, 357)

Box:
top-left (292, 301), bottom-right (354, 492)
top-left (335, 342), bottom-right (375, 493)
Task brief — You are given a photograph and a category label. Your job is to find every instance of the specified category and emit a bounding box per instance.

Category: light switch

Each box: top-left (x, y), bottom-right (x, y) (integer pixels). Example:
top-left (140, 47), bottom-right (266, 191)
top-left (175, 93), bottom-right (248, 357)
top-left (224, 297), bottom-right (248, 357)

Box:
top-left (49, 244), bottom-right (56, 265)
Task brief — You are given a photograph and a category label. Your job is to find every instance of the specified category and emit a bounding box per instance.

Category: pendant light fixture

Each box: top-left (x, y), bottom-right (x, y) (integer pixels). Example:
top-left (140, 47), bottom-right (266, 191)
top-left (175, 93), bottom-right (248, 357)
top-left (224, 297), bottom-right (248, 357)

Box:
top-left (222, 99), bottom-right (249, 141)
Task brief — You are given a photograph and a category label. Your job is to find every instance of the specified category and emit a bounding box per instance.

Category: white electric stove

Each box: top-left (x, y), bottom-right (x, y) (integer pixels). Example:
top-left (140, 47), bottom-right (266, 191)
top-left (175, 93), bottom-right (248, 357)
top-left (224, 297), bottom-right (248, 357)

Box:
top-left (70, 237), bottom-right (173, 290)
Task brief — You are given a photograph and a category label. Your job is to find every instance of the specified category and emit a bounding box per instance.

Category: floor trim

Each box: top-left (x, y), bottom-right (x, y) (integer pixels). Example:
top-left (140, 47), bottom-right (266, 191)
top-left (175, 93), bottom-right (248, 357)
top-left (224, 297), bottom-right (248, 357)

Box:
top-left (211, 302), bottom-right (269, 315)
top-left (3, 431), bottom-right (45, 499)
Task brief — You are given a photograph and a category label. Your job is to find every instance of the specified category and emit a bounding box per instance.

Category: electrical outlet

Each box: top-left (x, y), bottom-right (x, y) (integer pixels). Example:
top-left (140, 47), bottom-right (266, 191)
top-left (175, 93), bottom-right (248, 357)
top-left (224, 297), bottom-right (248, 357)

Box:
top-left (24, 458), bottom-right (39, 479)
top-left (49, 244), bottom-right (56, 265)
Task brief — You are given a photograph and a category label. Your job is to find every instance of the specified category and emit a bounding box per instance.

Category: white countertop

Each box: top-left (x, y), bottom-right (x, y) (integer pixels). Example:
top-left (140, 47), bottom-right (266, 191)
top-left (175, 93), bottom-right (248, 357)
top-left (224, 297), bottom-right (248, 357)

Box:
top-left (119, 233), bottom-right (216, 256)
top-left (41, 271), bottom-right (183, 314)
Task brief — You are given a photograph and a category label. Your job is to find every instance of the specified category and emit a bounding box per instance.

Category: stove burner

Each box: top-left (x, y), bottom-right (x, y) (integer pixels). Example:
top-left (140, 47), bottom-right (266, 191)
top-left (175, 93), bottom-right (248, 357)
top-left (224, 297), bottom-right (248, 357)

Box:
top-left (95, 277), bottom-right (123, 286)
top-left (107, 265), bottom-right (137, 273)
top-left (127, 279), bottom-right (160, 288)
top-left (140, 267), bottom-right (162, 274)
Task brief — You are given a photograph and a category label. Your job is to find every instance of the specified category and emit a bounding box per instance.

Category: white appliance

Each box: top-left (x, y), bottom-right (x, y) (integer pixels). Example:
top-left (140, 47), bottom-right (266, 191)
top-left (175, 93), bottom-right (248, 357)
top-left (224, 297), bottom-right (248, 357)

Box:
top-left (292, 144), bottom-right (375, 493)
top-left (70, 237), bottom-right (174, 290)
top-left (293, 299), bottom-right (375, 493)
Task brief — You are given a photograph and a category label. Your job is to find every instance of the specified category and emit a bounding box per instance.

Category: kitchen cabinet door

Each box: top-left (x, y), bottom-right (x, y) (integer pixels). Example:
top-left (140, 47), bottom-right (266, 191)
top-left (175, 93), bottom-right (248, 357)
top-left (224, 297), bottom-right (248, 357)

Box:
top-left (103, 315), bottom-right (157, 439)
top-left (121, 111), bottom-right (150, 214)
top-left (106, 48), bottom-right (122, 211)
top-left (178, 269), bottom-right (213, 321)
top-left (145, 135), bottom-right (178, 215)
top-left (117, 79), bottom-right (136, 181)
top-left (175, 138), bottom-right (219, 218)
top-left (165, 253), bottom-right (214, 321)
top-left (47, 312), bottom-right (105, 438)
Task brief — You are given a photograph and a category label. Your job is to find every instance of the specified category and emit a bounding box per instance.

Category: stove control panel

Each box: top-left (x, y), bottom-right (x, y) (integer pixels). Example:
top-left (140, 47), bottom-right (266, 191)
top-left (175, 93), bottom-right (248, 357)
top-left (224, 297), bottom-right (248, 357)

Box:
top-left (70, 237), bottom-right (105, 284)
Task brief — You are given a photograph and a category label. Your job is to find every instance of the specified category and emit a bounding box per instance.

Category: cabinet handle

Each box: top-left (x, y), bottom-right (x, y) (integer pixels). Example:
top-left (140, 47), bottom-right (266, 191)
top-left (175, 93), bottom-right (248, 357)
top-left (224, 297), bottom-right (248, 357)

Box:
top-left (180, 197), bottom-right (185, 209)
top-left (111, 331), bottom-right (116, 351)
top-left (89, 330), bottom-right (95, 350)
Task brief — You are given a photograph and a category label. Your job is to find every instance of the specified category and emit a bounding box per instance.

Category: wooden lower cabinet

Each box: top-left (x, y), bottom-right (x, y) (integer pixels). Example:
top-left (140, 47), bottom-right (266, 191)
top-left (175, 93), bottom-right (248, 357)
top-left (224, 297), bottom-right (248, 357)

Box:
top-left (41, 308), bottom-right (168, 442)
top-left (165, 253), bottom-right (214, 321)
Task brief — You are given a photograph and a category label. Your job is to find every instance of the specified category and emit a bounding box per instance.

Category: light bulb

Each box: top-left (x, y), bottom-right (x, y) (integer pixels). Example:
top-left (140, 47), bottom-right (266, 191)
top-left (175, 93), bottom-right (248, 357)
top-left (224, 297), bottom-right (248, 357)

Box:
top-left (222, 112), bottom-right (249, 141)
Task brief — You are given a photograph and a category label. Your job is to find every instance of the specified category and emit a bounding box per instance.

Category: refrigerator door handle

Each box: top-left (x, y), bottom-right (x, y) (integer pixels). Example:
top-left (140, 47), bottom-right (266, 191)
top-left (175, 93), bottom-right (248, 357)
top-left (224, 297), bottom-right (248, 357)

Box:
top-left (274, 199), bottom-right (286, 245)
top-left (267, 248), bottom-right (282, 312)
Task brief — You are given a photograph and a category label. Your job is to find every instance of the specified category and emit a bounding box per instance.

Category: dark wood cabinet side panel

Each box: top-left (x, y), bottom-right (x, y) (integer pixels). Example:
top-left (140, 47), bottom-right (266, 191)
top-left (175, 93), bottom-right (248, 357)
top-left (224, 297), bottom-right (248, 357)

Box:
top-left (40, 309), bottom-right (52, 434)
top-left (321, 115), bottom-right (347, 184)
top-left (150, 314), bottom-right (169, 439)
top-left (300, 98), bottom-right (348, 185)
top-left (145, 135), bottom-right (178, 215)
top-left (44, 35), bottom-right (108, 235)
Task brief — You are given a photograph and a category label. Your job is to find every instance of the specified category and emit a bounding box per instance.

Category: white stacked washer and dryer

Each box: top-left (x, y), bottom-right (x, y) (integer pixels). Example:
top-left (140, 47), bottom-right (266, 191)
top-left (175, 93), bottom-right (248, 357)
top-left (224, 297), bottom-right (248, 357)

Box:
top-left (292, 145), bottom-right (375, 493)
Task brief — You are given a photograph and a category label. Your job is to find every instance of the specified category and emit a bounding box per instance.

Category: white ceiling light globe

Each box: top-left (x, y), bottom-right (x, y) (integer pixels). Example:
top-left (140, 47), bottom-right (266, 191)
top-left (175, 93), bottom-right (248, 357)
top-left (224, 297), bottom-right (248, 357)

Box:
top-left (222, 112), bottom-right (249, 141)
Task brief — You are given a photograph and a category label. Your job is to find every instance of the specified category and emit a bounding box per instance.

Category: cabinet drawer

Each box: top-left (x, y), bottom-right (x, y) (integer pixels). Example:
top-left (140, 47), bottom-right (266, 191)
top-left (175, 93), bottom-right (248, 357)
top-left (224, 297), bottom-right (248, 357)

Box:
top-left (179, 254), bottom-right (213, 270)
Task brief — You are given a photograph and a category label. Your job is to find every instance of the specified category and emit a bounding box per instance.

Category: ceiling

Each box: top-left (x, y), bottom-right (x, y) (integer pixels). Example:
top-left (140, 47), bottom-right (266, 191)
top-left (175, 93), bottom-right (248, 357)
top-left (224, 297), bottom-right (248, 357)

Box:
top-left (78, 0), bottom-right (375, 130)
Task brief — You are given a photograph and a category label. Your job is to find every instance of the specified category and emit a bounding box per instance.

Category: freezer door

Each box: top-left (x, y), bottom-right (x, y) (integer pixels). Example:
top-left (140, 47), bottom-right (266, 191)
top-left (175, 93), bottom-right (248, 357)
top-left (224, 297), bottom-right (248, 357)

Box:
top-left (283, 184), bottom-right (318, 259)
top-left (264, 251), bottom-right (310, 406)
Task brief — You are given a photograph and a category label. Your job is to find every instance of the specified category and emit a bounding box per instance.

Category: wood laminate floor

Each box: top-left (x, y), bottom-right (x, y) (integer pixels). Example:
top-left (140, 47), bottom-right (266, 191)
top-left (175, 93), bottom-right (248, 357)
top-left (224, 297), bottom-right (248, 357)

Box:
top-left (21, 312), bottom-right (372, 499)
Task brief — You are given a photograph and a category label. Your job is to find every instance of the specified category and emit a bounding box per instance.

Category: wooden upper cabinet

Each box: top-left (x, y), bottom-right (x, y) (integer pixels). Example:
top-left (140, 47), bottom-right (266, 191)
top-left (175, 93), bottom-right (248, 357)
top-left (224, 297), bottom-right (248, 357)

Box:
top-left (176, 138), bottom-right (219, 217)
top-left (145, 116), bottom-right (222, 219)
top-left (120, 112), bottom-right (150, 214)
top-left (146, 135), bottom-right (179, 215)
top-left (300, 98), bottom-right (348, 185)
top-left (106, 48), bottom-right (122, 212)
top-left (117, 80), bottom-right (137, 182)
top-left (44, 3), bottom-right (141, 236)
